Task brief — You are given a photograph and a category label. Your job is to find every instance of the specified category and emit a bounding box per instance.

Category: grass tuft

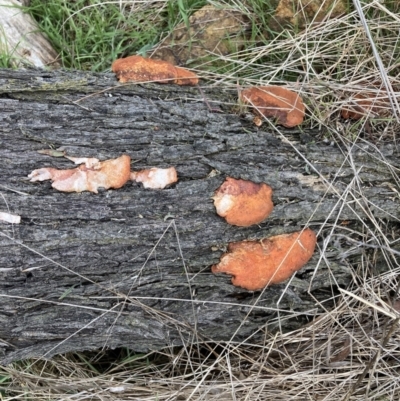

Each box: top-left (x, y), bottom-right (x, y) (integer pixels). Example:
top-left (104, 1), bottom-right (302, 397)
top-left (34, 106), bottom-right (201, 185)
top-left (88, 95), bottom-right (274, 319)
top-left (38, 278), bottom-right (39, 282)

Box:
top-left (27, 0), bottom-right (166, 71)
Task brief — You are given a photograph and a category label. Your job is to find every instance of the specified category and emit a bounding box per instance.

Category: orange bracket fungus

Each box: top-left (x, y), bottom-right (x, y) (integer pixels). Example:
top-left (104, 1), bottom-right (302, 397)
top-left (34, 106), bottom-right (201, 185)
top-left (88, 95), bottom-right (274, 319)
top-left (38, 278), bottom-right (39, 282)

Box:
top-left (28, 154), bottom-right (131, 193)
top-left (341, 92), bottom-right (389, 120)
top-left (213, 177), bottom-right (273, 227)
top-left (112, 55), bottom-right (199, 86)
top-left (130, 167), bottom-right (178, 189)
top-left (212, 228), bottom-right (317, 291)
top-left (240, 86), bottom-right (305, 128)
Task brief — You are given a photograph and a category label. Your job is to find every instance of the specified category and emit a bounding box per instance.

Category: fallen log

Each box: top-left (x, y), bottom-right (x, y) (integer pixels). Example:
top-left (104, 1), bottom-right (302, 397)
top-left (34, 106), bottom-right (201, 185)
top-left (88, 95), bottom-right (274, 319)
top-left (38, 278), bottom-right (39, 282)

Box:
top-left (0, 68), bottom-right (398, 364)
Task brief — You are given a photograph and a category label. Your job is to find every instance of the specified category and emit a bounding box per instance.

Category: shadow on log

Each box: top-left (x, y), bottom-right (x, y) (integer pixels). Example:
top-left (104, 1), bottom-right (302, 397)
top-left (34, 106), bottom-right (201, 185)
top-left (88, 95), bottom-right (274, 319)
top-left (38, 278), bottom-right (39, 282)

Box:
top-left (0, 68), bottom-right (399, 364)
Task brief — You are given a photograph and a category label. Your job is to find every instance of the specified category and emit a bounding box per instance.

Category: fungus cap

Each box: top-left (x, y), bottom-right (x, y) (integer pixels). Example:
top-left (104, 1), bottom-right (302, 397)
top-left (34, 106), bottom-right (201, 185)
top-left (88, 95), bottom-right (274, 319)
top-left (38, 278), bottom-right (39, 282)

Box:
top-left (112, 55), bottom-right (198, 86)
top-left (213, 177), bottom-right (273, 226)
top-left (240, 86), bottom-right (305, 127)
top-left (28, 154), bottom-right (131, 193)
top-left (341, 92), bottom-right (389, 119)
top-left (212, 228), bottom-right (317, 291)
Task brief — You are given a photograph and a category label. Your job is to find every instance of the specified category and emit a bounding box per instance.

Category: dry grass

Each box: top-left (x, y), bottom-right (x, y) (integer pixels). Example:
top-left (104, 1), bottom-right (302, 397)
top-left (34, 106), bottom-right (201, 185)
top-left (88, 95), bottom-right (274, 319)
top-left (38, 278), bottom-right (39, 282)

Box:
top-left (2, 0), bottom-right (400, 400)
top-left (194, 0), bottom-right (400, 141)
top-left (3, 274), bottom-right (400, 400)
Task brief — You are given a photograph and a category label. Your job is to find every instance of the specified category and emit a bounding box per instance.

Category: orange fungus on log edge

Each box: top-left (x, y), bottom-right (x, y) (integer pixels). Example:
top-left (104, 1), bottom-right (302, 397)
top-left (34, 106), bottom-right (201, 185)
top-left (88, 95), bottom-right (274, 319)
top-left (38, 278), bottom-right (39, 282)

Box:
top-left (112, 55), bottom-right (199, 86)
top-left (240, 86), bottom-right (305, 128)
top-left (341, 92), bottom-right (390, 120)
top-left (213, 177), bottom-right (273, 227)
top-left (212, 229), bottom-right (317, 291)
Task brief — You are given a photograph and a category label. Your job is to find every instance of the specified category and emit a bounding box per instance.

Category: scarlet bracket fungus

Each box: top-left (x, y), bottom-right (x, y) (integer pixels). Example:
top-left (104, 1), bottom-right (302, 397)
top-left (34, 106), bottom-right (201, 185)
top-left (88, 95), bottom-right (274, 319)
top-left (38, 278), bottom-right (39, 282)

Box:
top-left (28, 154), bottom-right (131, 193)
top-left (212, 228), bottom-right (317, 291)
top-left (130, 167), bottom-right (178, 189)
top-left (240, 86), bottom-right (305, 128)
top-left (213, 177), bottom-right (273, 227)
top-left (112, 55), bottom-right (199, 86)
top-left (341, 92), bottom-right (389, 120)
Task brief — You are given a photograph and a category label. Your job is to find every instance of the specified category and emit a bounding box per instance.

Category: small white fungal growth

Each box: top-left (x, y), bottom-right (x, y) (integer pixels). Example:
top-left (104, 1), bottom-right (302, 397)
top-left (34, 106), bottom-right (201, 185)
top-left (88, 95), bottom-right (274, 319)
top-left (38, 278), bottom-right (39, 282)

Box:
top-left (0, 212), bottom-right (21, 224)
top-left (130, 167), bottom-right (178, 189)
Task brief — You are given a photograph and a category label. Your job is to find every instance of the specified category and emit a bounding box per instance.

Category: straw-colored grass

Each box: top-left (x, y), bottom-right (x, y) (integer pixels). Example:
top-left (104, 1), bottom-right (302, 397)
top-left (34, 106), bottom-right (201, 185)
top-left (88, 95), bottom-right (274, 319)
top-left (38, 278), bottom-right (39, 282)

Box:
top-left (1, 0), bottom-right (400, 400)
top-left (3, 273), bottom-right (400, 400)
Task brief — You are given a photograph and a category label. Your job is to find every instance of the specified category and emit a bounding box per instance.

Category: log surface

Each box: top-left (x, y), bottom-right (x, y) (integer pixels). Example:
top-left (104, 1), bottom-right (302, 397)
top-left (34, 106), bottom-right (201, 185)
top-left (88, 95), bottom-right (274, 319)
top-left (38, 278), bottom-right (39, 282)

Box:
top-left (0, 68), bottom-right (398, 364)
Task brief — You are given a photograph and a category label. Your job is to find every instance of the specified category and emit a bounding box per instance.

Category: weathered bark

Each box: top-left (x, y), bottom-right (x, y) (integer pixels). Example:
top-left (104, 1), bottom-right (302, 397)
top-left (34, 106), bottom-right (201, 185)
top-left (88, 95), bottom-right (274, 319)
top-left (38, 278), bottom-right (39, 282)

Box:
top-left (0, 68), bottom-right (399, 364)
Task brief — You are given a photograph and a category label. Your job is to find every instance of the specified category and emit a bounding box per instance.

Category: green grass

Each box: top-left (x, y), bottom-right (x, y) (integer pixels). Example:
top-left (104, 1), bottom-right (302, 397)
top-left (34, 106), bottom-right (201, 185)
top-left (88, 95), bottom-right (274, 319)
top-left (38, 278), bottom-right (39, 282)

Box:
top-left (0, 372), bottom-right (11, 398)
top-left (24, 0), bottom-right (208, 71)
top-left (0, 25), bottom-right (18, 68)
top-left (27, 0), bottom-right (162, 70)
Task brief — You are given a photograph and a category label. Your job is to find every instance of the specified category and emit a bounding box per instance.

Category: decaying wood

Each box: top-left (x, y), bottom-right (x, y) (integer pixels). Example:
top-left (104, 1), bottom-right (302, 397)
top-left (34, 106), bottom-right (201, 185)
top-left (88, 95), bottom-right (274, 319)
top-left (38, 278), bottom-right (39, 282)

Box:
top-left (0, 0), bottom-right (59, 68)
top-left (0, 68), bottom-right (399, 364)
